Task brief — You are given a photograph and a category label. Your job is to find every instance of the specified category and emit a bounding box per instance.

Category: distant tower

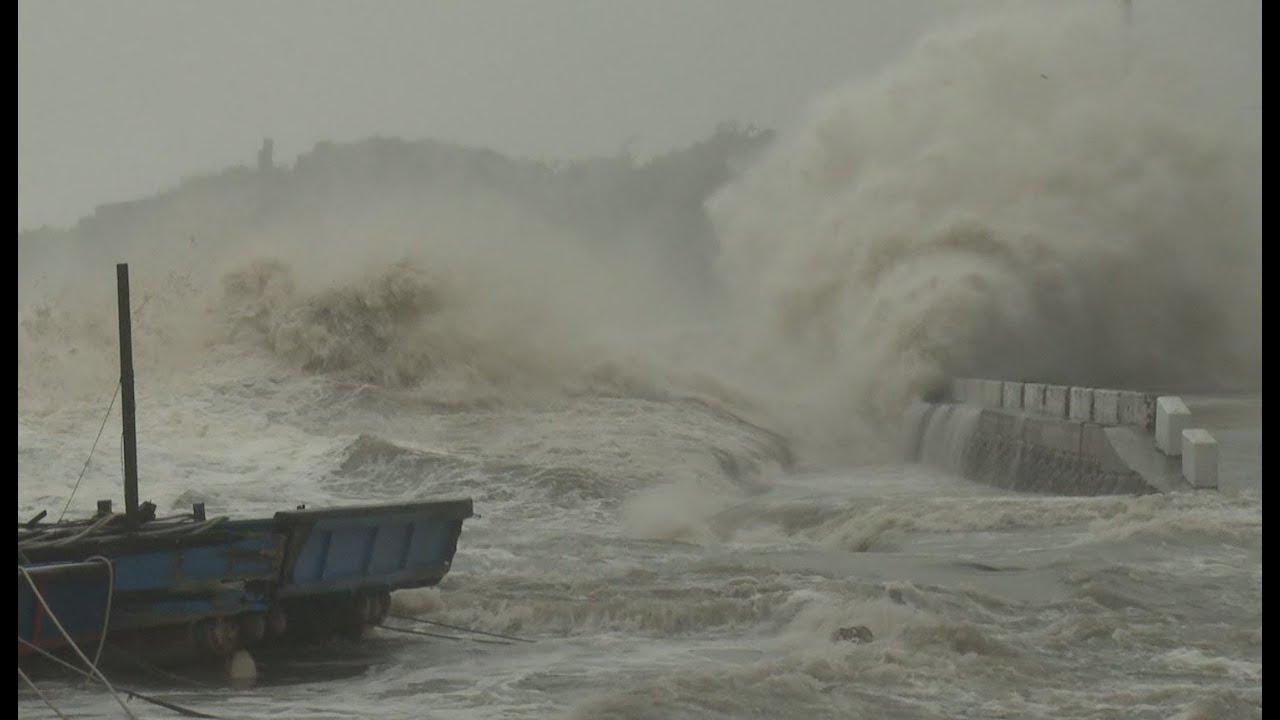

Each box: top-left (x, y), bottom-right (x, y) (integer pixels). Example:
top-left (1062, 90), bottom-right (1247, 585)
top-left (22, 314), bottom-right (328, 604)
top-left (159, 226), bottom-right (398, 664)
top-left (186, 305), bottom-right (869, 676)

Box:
top-left (257, 137), bottom-right (274, 172)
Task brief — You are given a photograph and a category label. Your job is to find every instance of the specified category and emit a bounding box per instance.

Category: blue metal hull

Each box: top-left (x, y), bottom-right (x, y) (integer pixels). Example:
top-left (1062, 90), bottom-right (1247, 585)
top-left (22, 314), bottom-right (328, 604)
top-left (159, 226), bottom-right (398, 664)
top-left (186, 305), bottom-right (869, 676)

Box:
top-left (17, 499), bottom-right (473, 663)
top-left (273, 500), bottom-right (471, 596)
top-left (18, 267), bottom-right (477, 670)
top-left (19, 518), bottom-right (279, 632)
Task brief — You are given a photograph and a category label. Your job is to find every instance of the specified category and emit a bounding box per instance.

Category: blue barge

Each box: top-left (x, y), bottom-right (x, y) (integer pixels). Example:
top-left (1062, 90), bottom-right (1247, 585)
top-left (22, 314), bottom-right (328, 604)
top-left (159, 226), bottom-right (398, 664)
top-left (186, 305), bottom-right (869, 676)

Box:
top-left (18, 264), bottom-right (474, 671)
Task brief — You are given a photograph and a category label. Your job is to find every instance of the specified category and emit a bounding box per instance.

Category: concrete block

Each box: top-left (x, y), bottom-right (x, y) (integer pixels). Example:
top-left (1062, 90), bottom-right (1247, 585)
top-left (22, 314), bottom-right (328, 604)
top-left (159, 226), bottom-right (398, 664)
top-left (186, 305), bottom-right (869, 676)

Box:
top-left (1181, 428), bottom-right (1218, 489)
top-left (1155, 396), bottom-right (1191, 455)
top-left (1002, 381), bottom-right (1024, 410)
top-left (1081, 423), bottom-right (1127, 473)
top-left (1080, 423), bottom-right (1108, 457)
top-left (1023, 416), bottom-right (1081, 453)
top-left (1069, 387), bottom-right (1094, 422)
top-left (1023, 383), bottom-right (1046, 415)
top-left (1118, 391), bottom-right (1156, 429)
top-left (976, 408), bottom-right (1002, 435)
top-left (1044, 385), bottom-right (1069, 418)
top-left (1092, 389), bottom-right (1120, 425)
top-left (980, 380), bottom-right (1004, 409)
top-left (990, 411), bottom-right (1022, 437)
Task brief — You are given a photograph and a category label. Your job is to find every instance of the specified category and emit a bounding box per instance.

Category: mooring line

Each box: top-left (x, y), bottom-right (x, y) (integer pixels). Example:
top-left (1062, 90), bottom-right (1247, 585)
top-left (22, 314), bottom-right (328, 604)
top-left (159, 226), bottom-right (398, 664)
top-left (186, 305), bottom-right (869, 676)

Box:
top-left (18, 665), bottom-right (71, 719)
top-left (18, 638), bottom-right (226, 719)
top-left (387, 612), bottom-right (534, 644)
top-left (375, 623), bottom-right (513, 646)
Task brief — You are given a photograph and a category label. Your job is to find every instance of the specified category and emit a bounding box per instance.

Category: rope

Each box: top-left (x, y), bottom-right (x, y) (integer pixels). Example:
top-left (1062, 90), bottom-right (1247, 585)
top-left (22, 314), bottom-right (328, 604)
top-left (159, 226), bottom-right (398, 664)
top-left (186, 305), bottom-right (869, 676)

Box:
top-left (18, 565), bottom-right (140, 719)
top-left (121, 689), bottom-right (223, 719)
top-left (20, 512), bottom-right (122, 550)
top-left (58, 381), bottom-right (121, 522)
top-left (105, 643), bottom-right (216, 688)
top-left (376, 624), bottom-right (465, 642)
top-left (132, 516), bottom-right (228, 537)
top-left (19, 515), bottom-right (228, 552)
top-left (85, 556), bottom-right (115, 680)
top-left (387, 612), bottom-right (534, 643)
top-left (376, 623), bottom-right (512, 646)
top-left (18, 639), bottom-right (226, 719)
top-left (18, 665), bottom-right (71, 719)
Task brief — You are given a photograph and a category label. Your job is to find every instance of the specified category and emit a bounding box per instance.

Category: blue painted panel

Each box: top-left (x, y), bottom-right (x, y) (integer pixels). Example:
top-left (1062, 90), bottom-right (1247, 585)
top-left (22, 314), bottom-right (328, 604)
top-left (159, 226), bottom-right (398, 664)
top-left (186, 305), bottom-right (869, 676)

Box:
top-left (279, 515), bottom-right (462, 595)
top-left (18, 563), bottom-right (111, 655)
top-left (112, 591), bottom-right (271, 626)
top-left (408, 519), bottom-right (459, 568)
top-left (319, 525), bottom-right (373, 581)
top-left (105, 534), bottom-right (277, 593)
top-left (368, 523), bottom-right (410, 574)
top-left (290, 530), bottom-right (331, 584)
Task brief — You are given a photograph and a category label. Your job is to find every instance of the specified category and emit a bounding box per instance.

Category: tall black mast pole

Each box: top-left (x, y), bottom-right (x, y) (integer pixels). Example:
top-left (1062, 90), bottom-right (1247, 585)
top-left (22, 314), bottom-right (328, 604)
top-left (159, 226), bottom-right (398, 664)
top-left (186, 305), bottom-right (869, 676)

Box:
top-left (117, 263), bottom-right (140, 526)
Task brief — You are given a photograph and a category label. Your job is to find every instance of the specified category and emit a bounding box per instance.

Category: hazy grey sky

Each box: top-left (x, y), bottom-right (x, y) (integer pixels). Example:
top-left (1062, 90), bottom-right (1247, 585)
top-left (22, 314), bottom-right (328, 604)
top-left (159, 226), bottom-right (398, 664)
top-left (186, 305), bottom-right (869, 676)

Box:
top-left (18, 1), bottom-right (1258, 232)
top-left (18, 0), bottom-right (955, 230)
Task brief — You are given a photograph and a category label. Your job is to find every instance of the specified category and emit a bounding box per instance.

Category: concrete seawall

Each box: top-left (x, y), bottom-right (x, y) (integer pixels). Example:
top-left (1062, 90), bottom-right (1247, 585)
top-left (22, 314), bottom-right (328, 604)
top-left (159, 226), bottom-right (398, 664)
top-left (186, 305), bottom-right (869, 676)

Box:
top-left (911, 378), bottom-right (1222, 496)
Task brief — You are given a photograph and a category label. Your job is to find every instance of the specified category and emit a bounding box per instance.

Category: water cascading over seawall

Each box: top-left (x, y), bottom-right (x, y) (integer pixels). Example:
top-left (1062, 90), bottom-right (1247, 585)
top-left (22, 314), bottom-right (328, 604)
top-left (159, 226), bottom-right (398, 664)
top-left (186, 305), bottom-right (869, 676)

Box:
top-left (910, 378), bottom-right (1219, 496)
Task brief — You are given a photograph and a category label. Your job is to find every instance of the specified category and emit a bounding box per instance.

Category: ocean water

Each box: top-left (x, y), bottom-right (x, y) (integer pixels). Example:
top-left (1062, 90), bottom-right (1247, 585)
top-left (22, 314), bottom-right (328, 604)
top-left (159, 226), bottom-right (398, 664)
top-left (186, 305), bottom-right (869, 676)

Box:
top-left (19, 3), bottom-right (1260, 718)
top-left (15, 367), bottom-right (1263, 719)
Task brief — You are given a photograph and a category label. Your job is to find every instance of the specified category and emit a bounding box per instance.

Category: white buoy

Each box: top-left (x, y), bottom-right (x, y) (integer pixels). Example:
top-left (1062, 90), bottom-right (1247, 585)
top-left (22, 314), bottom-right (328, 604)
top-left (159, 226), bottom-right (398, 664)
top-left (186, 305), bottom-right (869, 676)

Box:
top-left (226, 649), bottom-right (257, 688)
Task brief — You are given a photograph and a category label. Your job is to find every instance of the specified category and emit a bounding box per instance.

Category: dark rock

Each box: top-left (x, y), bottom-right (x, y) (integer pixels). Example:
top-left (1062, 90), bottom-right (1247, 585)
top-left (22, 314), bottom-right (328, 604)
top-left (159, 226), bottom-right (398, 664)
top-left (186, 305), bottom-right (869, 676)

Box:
top-left (832, 625), bottom-right (874, 643)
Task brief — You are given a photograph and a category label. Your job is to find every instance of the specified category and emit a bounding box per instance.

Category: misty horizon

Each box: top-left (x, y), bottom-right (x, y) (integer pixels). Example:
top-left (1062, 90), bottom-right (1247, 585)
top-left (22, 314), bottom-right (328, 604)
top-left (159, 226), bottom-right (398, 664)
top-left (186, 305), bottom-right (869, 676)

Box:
top-left (19, 0), bottom-right (960, 231)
